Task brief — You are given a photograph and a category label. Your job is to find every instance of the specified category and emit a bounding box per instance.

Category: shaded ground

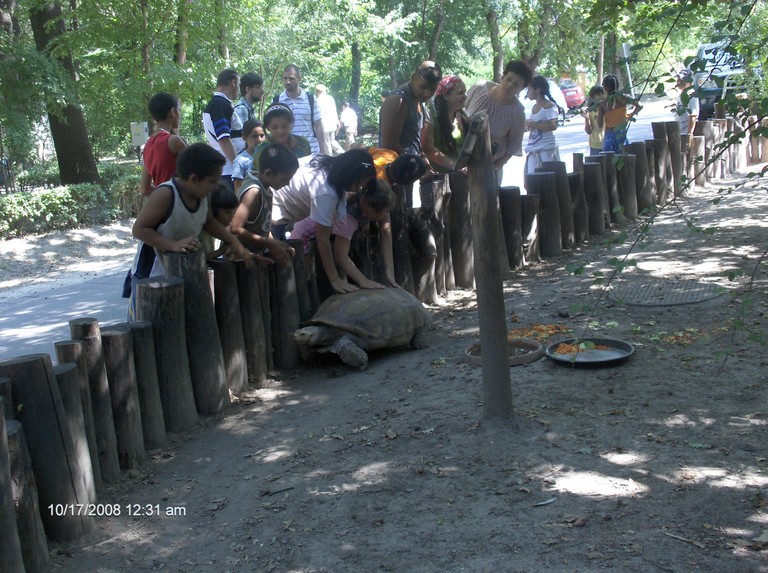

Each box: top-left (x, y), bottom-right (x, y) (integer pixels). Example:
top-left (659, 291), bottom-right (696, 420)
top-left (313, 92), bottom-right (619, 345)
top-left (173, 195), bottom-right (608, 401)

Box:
top-left (3, 169), bottom-right (768, 572)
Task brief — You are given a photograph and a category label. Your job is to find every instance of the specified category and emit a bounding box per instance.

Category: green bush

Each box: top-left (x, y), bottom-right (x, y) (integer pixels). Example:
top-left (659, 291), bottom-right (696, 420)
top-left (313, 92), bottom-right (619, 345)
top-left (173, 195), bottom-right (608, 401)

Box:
top-left (108, 174), bottom-right (144, 218)
top-left (16, 160), bottom-right (60, 192)
top-left (0, 183), bottom-right (122, 239)
top-left (98, 160), bottom-right (141, 189)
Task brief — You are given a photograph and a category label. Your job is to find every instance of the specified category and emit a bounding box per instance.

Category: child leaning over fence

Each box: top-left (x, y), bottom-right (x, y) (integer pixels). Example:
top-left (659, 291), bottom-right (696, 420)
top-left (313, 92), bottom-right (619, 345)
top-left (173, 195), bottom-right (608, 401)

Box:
top-left (128, 143), bottom-right (252, 319)
top-left (201, 184), bottom-right (240, 259)
top-left (231, 143), bottom-right (299, 267)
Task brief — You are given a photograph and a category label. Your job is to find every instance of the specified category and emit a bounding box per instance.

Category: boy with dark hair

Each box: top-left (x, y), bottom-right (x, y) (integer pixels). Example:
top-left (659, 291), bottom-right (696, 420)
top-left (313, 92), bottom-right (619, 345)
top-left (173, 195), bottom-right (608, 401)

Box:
top-left (203, 68), bottom-right (241, 184)
top-left (128, 143), bottom-right (252, 318)
top-left (140, 92), bottom-right (187, 196)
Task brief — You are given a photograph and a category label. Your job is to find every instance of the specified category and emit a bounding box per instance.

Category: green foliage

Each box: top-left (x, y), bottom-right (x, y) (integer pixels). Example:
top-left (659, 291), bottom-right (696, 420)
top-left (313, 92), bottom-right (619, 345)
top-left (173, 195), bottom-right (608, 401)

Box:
top-left (16, 160), bottom-right (61, 192)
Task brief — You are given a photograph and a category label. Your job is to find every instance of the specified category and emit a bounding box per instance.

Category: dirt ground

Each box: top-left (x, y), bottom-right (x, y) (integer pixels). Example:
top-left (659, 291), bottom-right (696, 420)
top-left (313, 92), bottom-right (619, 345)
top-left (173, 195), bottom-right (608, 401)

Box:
top-left (4, 167), bottom-right (768, 572)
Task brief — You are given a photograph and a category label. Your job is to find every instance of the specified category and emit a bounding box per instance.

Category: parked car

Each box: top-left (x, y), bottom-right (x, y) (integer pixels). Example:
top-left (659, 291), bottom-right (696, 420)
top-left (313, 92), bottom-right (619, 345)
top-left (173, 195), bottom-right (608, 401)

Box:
top-left (691, 42), bottom-right (747, 119)
top-left (558, 78), bottom-right (585, 109)
top-left (522, 78), bottom-right (568, 124)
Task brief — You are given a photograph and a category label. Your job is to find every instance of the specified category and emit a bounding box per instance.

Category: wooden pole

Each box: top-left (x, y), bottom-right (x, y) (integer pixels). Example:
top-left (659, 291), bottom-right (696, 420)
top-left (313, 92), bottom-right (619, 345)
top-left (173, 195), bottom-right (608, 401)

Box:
top-left (539, 161), bottom-right (575, 249)
top-left (583, 162), bottom-right (606, 236)
top-left (692, 136), bottom-right (706, 187)
top-left (161, 251), bottom-right (230, 415)
top-left (568, 172), bottom-right (589, 244)
top-left (257, 267), bottom-right (274, 372)
top-left (663, 121), bottom-right (683, 197)
top-left (693, 120), bottom-right (715, 182)
top-left (498, 186), bottom-right (524, 269)
top-left (447, 172), bottom-right (475, 289)
top-left (6, 419), bottom-right (49, 573)
top-left (520, 195), bottom-right (540, 262)
top-left (409, 211), bottom-right (438, 304)
top-left (390, 183), bottom-right (416, 294)
top-left (270, 263), bottom-right (301, 369)
top-left (208, 259), bottom-right (248, 394)
top-left (304, 250), bottom-right (321, 315)
top-left (572, 152), bottom-right (584, 174)
top-left (235, 260), bottom-right (268, 386)
top-left (286, 240), bottom-right (313, 322)
top-left (0, 355), bottom-right (95, 541)
top-left (599, 151), bottom-right (626, 224)
top-left (54, 340), bottom-right (101, 491)
top-left (625, 142), bottom-right (653, 214)
top-left (0, 399), bottom-right (27, 573)
top-left (135, 277), bottom-right (199, 433)
top-left (101, 326), bottom-right (146, 470)
top-left (526, 171), bottom-right (562, 258)
top-left (616, 153), bottom-right (638, 220)
top-left (68, 317), bottom-right (121, 484)
top-left (644, 142), bottom-right (657, 203)
top-left (0, 377), bottom-right (12, 420)
top-left (127, 321), bottom-right (167, 449)
top-left (52, 363), bottom-right (97, 502)
top-left (584, 154), bottom-right (610, 227)
top-left (712, 119), bottom-right (728, 179)
top-left (647, 139), bottom-right (670, 204)
top-left (467, 115), bottom-right (513, 421)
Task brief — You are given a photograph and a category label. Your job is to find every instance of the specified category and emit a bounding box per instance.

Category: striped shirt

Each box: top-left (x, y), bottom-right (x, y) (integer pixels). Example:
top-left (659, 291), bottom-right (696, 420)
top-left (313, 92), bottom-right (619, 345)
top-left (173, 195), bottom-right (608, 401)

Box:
top-left (276, 89), bottom-right (321, 154)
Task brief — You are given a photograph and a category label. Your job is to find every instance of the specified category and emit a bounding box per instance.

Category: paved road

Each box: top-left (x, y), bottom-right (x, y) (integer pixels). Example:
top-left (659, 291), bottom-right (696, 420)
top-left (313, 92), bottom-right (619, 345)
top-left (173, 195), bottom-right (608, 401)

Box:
top-left (0, 96), bottom-right (678, 364)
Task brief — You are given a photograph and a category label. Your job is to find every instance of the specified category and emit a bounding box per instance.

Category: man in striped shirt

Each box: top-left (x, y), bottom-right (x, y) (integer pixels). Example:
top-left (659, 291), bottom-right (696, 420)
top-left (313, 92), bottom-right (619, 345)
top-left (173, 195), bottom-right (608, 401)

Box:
top-left (203, 69), bottom-right (241, 184)
top-left (275, 64), bottom-right (323, 155)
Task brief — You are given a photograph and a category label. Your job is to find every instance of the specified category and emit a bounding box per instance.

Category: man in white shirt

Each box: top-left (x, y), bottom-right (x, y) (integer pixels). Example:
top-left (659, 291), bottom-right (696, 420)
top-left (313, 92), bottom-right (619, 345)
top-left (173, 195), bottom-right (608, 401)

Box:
top-left (676, 68), bottom-right (699, 151)
top-left (339, 100), bottom-right (358, 150)
top-left (275, 65), bottom-right (323, 154)
top-left (315, 84), bottom-right (343, 155)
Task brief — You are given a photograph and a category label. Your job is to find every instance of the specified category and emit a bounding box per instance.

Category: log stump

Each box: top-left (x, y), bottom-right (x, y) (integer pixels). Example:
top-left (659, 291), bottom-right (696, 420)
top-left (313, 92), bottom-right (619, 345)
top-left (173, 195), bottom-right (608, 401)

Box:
top-left (410, 209), bottom-right (439, 304)
top-left (583, 162), bottom-right (606, 236)
top-left (447, 172), bottom-right (474, 289)
top-left (538, 161), bottom-right (575, 249)
top-left (616, 154), bottom-right (638, 220)
top-left (269, 263), bottom-right (301, 370)
top-left (101, 327), bottom-right (146, 470)
top-left (599, 151), bottom-right (626, 224)
top-left (625, 142), bottom-right (653, 214)
top-left (647, 139), bottom-right (671, 204)
top-left (52, 363), bottom-right (97, 502)
top-left (68, 317), bottom-right (121, 484)
top-left (391, 183), bottom-right (416, 295)
top-left (0, 400), bottom-right (27, 573)
top-left (584, 154), bottom-right (610, 227)
top-left (127, 321), bottom-right (167, 449)
top-left (525, 171), bottom-right (562, 258)
top-left (54, 340), bottom-right (101, 491)
top-left (161, 251), bottom-right (230, 415)
top-left (208, 259), bottom-right (248, 395)
top-left (0, 355), bottom-right (95, 541)
top-left (498, 186), bottom-right (524, 269)
top-left (572, 152), bottom-right (584, 174)
top-left (568, 172), bottom-right (589, 244)
top-left (287, 240), bottom-right (313, 322)
top-left (520, 194), bottom-right (540, 262)
top-left (235, 261), bottom-right (268, 386)
top-left (644, 142), bottom-right (657, 204)
top-left (135, 277), bottom-right (198, 433)
top-left (694, 120), bottom-right (715, 182)
top-left (692, 135), bottom-right (706, 187)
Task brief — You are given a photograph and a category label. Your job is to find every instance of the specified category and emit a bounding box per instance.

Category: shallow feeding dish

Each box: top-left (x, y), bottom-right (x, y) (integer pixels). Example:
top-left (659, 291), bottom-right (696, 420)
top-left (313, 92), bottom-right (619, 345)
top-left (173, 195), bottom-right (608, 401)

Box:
top-left (464, 338), bottom-right (544, 367)
top-left (545, 337), bottom-right (634, 367)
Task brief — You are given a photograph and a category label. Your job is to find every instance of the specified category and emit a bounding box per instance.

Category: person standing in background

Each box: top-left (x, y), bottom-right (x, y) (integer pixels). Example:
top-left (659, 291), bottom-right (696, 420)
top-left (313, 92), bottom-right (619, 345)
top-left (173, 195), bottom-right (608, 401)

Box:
top-left (339, 101), bottom-right (358, 150)
top-left (316, 84), bottom-right (343, 155)
top-left (233, 73), bottom-right (264, 125)
top-left (203, 68), bottom-right (241, 186)
top-left (274, 65), bottom-right (323, 154)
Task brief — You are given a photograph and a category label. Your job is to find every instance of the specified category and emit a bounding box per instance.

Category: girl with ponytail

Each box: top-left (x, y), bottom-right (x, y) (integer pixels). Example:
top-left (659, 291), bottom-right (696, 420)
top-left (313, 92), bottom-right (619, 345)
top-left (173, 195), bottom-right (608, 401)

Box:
top-left (524, 75), bottom-right (563, 174)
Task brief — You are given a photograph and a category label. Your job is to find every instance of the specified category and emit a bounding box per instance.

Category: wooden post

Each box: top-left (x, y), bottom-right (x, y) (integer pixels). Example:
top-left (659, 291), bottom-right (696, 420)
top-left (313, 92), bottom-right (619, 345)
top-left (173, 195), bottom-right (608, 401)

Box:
top-left (539, 161), bottom-right (574, 249)
top-left (568, 172), bottom-right (589, 244)
top-left (419, 176), bottom-right (451, 295)
top-left (599, 151), bottom-right (626, 224)
top-left (6, 419), bottom-right (49, 573)
top-left (409, 210), bottom-right (438, 304)
top-left (694, 120), bottom-right (715, 182)
top-left (526, 171), bottom-right (562, 258)
top-left (0, 399), bottom-right (27, 573)
top-left (257, 266), bottom-right (274, 371)
top-left (208, 259), bottom-right (248, 395)
top-left (101, 327), bottom-right (146, 470)
top-left (68, 317), bottom-right (121, 484)
top-left (0, 377), bottom-right (12, 420)
top-left (0, 355), bottom-right (95, 541)
top-left (54, 340), bottom-right (101, 491)
top-left (583, 162), bottom-right (606, 236)
top-left (647, 139), bottom-right (670, 204)
top-left (644, 142), bottom-right (657, 203)
top-left (663, 121), bottom-right (683, 197)
top-left (467, 115), bottom-right (513, 421)
top-left (235, 261), bottom-right (268, 386)
top-left (520, 195), bottom-right (540, 262)
top-left (447, 172), bottom-right (474, 289)
top-left (712, 119), bottom-right (728, 179)
top-left (269, 263), bottom-right (301, 370)
top-left (52, 363), bottom-right (97, 502)
top-left (625, 142), bottom-right (653, 214)
top-left (572, 152), bottom-right (584, 174)
top-left (584, 154), bottom-right (610, 227)
top-left (135, 277), bottom-right (198, 433)
top-left (616, 153), bottom-right (638, 220)
top-left (692, 136), bottom-right (706, 187)
top-left (304, 250), bottom-right (321, 315)
top-left (498, 186), bottom-right (524, 269)
top-left (161, 251), bottom-right (230, 415)
top-left (390, 183), bottom-right (416, 294)
top-left (127, 321), bottom-right (167, 449)
top-left (286, 240), bottom-right (313, 322)
top-left (747, 115), bottom-right (760, 164)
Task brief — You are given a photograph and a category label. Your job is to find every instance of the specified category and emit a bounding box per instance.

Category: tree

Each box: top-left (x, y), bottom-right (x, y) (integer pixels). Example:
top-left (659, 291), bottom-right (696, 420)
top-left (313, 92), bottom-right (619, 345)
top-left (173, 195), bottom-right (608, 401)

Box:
top-left (29, 1), bottom-right (99, 184)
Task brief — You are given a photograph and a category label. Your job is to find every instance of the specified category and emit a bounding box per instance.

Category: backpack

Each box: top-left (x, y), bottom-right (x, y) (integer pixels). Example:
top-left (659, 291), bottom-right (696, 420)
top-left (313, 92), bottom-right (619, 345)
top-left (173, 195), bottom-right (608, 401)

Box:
top-left (272, 92), bottom-right (317, 139)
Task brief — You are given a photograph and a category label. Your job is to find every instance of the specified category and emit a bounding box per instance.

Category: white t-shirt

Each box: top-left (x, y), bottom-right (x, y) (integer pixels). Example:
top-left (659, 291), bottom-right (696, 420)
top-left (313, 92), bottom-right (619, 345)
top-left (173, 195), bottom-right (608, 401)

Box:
top-left (676, 95), bottom-right (700, 136)
top-left (525, 104), bottom-right (559, 153)
top-left (317, 93), bottom-right (339, 133)
top-left (272, 164), bottom-right (346, 228)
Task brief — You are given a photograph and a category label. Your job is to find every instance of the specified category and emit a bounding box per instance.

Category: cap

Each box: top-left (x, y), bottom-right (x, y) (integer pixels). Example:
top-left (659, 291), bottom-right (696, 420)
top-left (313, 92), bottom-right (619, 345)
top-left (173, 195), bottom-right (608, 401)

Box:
top-left (678, 68), bottom-right (694, 83)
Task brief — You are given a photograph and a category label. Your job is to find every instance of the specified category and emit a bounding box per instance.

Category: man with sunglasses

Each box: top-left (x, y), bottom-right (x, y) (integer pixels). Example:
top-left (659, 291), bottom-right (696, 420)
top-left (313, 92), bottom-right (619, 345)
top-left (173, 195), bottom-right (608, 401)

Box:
top-left (379, 60), bottom-right (442, 156)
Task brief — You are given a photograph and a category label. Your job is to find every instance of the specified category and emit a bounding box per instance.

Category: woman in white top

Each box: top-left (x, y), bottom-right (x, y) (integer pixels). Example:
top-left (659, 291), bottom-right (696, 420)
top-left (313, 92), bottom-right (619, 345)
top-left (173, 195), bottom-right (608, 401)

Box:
top-left (524, 75), bottom-right (563, 174)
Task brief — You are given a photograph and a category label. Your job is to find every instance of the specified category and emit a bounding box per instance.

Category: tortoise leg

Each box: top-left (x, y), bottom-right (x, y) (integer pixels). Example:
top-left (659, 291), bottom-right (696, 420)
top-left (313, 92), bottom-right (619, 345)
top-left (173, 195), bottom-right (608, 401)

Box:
top-left (410, 326), bottom-right (429, 349)
top-left (332, 333), bottom-right (369, 370)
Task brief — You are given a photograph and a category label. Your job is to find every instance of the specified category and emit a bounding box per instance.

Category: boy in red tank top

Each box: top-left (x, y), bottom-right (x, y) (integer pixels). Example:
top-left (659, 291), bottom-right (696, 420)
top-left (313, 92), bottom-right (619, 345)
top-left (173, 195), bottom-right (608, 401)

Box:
top-left (139, 92), bottom-right (188, 196)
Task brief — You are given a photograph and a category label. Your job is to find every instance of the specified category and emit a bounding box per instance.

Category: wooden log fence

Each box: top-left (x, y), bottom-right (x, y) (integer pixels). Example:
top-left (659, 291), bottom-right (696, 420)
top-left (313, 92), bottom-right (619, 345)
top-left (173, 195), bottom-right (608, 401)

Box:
top-left (0, 398), bottom-right (27, 573)
top-left (526, 171), bottom-right (562, 258)
top-left (498, 186), bottom-right (524, 269)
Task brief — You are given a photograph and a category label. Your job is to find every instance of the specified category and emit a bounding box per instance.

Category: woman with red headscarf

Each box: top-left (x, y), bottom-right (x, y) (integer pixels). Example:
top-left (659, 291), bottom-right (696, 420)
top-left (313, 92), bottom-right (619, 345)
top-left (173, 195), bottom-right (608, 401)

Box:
top-left (421, 75), bottom-right (471, 172)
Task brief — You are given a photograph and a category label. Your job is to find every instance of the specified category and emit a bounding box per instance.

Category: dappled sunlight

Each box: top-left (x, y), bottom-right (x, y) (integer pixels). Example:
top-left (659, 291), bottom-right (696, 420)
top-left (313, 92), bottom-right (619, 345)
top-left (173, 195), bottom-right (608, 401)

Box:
top-left (307, 461), bottom-right (402, 497)
top-left (728, 415), bottom-right (768, 428)
top-left (599, 450), bottom-right (653, 466)
top-left (257, 446), bottom-right (294, 464)
top-left (551, 471), bottom-right (649, 497)
top-left (655, 412), bottom-right (717, 428)
top-left (668, 466), bottom-right (768, 489)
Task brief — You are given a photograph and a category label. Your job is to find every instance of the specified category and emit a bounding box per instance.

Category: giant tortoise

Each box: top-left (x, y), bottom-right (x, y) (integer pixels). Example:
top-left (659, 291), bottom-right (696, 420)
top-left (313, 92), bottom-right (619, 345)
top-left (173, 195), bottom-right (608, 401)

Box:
top-left (293, 288), bottom-right (430, 370)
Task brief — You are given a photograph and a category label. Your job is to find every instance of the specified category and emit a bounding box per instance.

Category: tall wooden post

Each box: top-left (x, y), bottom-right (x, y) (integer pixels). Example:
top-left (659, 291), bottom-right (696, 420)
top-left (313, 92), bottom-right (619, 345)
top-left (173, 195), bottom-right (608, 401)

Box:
top-left (526, 171), bottom-right (562, 258)
top-left (0, 398), bottom-right (26, 573)
top-left (568, 172), bottom-right (589, 244)
top-left (126, 322), bottom-right (167, 449)
top-left (663, 121), bottom-right (683, 197)
top-left (161, 251), bottom-right (230, 415)
top-left (68, 317), bottom-right (121, 484)
top-left (616, 153), bottom-right (638, 220)
top-left (599, 151), bottom-right (626, 224)
top-left (583, 162), bottom-right (606, 236)
top-left (447, 172), bottom-right (474, 289)
top-left (498, 186), bottom-right (524, 268)
top-left (235, 261), bottom-right (268, 386)
top-left (135, 277), bottom-right (198, 432)
top-left (625, 142), bottom-right (653, 214)
top-left (208, 259), bottom-right (248, 394)
top-left (539, 161), bottom-right (574, 249)
top-left (467, 115), bottom-right (513, 421)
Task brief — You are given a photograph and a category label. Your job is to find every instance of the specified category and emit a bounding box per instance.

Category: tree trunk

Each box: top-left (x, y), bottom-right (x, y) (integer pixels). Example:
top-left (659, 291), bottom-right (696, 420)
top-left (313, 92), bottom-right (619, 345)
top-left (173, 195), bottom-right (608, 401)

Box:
top-left (350, 41), bottom-right (361, 107)
top-left (0, 0), bottom-right (19, 36)
top-left (174, 0), bottom-right (190, 65)
top-left (218, 0), bottom-right (228, 61)
top-left (428, 0), bottom-right (446, 61)
top-left (29, 1), bottom-right (99, 184)
top-left (485, 7), bottom-right (503, 83)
